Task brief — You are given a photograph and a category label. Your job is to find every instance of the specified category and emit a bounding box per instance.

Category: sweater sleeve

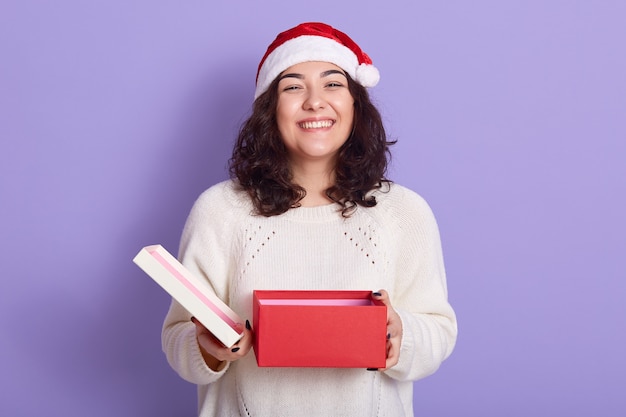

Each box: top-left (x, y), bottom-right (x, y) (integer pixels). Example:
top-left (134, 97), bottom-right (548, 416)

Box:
top-left (382, 186), bottom-right (458, 382)
top-left (161, 182), bottom-right (239, 385)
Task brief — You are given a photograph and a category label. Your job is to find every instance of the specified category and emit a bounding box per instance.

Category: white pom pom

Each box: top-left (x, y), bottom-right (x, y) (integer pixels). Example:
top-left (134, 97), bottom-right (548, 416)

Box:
top-left (355, 64), bottom-right (380, 87)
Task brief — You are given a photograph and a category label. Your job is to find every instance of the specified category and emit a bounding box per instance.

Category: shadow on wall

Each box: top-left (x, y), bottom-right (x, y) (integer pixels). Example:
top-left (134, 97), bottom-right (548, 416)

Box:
top-left (5, 59), bottom-right (255, 416)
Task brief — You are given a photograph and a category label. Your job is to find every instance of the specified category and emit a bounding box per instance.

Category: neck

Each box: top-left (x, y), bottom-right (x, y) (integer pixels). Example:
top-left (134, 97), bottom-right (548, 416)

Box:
top-left (291, 161), bottom-right (335, 207)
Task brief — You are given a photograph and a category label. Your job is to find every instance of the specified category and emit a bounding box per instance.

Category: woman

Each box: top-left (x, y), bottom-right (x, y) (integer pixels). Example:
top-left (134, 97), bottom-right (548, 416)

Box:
top-left (162, 22), bottom-right (457, 416)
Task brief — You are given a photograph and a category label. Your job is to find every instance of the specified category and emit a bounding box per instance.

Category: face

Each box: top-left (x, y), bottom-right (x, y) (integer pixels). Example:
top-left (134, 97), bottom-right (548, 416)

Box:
top-left (275, 61), bottom-right (355, 169)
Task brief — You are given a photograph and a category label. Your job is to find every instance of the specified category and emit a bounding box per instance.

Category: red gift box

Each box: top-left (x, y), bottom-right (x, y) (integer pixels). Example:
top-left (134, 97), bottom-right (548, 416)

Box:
top-left (253, 290), bottom-right (387, 368)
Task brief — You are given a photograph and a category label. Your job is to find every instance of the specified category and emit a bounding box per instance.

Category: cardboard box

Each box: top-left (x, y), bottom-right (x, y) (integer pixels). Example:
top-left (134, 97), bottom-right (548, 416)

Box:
top-left (133, 245), bottom-right (243, 347)
top-left (253, 290), bottom-right (387, 368)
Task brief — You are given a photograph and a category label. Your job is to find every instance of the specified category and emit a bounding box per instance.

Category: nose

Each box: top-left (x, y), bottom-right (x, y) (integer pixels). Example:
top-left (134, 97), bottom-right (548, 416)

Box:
top-left (303, 89), bottom-right (325, 111)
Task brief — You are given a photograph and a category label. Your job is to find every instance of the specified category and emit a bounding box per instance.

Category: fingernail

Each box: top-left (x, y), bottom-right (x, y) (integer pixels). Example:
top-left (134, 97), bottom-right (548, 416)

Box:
top-left (231, 347), bottom-right (240, 353)
top-left (372, 292), bottom-right (382, 296)
top-left (190, 317), bottom-right (197, 324)
top-left (366, 368), bottom-right (378, 371)
top-left (246, 320), bottom-right (251, 330)
top-left (387, 333), bottom-right (391, 340)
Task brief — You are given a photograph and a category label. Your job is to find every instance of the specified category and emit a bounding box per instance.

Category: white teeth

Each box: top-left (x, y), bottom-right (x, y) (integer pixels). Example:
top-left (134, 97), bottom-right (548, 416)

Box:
top-left (300, 120), bottom-right (334, 129)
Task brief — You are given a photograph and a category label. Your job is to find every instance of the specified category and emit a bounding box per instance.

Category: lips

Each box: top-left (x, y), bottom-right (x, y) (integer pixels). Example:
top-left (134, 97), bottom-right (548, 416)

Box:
top-left (298, 119), bottom-right (335, 129)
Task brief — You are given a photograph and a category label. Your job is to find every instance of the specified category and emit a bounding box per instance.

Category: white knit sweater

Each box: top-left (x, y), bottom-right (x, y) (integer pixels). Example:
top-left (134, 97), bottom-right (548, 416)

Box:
top-left (162, 180), bottom-right (457, 417)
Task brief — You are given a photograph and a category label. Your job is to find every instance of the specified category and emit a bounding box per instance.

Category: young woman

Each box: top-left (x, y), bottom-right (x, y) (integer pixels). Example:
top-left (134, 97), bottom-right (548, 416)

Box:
top-left (162, 22), bottom-right (457, 416)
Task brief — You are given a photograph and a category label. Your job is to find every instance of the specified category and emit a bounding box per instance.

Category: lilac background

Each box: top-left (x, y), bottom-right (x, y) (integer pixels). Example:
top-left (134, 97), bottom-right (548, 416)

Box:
top-left (1, 1), bottom-right (625, 416)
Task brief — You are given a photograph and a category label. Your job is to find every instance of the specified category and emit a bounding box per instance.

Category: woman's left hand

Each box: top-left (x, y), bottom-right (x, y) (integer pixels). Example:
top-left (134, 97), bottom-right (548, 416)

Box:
top-left (372, 289), bottom-right (403, 370)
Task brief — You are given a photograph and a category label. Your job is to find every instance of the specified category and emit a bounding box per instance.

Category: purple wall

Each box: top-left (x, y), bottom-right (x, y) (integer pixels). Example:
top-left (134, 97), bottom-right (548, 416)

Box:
top-left (1, 1), bottom-right (625, 415)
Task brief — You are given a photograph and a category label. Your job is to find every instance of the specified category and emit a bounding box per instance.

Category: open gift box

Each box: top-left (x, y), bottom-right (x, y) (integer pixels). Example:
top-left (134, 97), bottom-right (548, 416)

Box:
top-left (253, 290), bottom-right (387, 368)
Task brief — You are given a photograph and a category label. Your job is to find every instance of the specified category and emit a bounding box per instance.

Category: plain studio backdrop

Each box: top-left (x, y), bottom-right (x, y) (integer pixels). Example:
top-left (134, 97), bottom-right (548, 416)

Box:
top-left (1, 1), bottom-right (624, 416)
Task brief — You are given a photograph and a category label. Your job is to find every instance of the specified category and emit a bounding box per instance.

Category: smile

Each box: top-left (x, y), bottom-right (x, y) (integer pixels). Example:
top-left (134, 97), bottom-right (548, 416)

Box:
top-left (298, 120), bottom-right (335, 129)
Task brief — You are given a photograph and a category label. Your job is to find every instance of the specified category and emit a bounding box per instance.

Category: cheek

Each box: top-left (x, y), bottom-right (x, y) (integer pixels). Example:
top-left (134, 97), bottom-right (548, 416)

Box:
top-left (341, 102), bottom-right (355, 130)
top-left (276, 99), bottom-right (298, 130)
top-left (347, 105), bottom-right (355, 125)
top-left (275, 103), bottom-right (290, 135)
top-left (337, 96), bottom-right (355, 121)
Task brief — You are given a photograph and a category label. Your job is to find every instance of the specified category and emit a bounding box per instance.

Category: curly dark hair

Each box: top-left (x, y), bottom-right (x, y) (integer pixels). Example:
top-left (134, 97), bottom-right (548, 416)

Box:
top-left (228, 73), bottom-right (395, 217)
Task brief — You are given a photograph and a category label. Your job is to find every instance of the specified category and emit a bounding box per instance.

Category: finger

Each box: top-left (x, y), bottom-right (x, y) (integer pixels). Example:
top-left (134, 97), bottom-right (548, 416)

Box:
top-left (373, 289), bottom-right (399, 327)
top-left (213, 317), bottom-right (252, 347)
top-left (371, 289), bottom-right (390, 305)
top-left (222, 320), bottom-right (255, 359)
top-left (230, 336), bottom-right (252, 356)
top-left (192, 317), bottom-right (254, 362)
top-left (382, 337), bottom-right (400, 370)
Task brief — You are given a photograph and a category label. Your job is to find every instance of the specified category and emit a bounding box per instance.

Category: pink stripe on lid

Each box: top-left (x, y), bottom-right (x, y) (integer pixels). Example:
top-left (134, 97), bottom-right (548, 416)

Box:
top-left (149, 250), bottom-right (239, 330)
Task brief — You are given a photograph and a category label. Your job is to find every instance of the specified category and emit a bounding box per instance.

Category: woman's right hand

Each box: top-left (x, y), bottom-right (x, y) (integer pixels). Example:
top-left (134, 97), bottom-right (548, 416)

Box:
top-left (191, 317), bottom-right (254, 371)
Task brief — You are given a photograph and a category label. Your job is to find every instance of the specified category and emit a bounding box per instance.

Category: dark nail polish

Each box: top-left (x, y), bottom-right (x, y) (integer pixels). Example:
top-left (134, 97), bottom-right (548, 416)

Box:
top-left (372, 292), bottom-right (382, 296)
top-left (386, 333), bottom-right (391, 340)
top-left (246, 320), bottom-right (251, 330)
top-left (231, 347), bottom-right (240, 353)
top-left (366, 368), bottom-right (378, 371)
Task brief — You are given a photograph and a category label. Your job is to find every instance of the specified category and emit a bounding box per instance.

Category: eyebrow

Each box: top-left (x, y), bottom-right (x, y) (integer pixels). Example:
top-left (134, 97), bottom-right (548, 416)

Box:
top-left (278, 69), bottom-right (348, 82)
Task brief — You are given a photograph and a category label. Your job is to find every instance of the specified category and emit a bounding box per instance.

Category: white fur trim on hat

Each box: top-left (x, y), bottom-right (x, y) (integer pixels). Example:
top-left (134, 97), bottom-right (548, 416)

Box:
top-left (255, 35), bottom-right (379, 100)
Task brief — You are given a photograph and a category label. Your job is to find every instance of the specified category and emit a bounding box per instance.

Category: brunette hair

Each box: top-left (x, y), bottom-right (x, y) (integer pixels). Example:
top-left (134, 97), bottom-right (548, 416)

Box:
top-left (229, 73), bottom-right (395, 217)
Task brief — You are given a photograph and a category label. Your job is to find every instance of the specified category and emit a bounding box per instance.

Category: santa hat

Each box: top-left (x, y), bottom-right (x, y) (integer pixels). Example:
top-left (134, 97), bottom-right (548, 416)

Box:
top-left (254, 22), bottom-right (380, 100)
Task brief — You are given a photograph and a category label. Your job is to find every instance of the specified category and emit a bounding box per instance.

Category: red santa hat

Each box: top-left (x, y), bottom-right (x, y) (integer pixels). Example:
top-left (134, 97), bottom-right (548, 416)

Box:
top-left (254, 22), bottom-right (380, 100)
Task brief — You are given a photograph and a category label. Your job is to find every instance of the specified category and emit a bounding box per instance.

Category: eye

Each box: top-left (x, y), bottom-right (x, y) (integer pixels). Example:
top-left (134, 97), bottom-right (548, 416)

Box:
top-left (326, 81), bottom-right (345, 88)
top-left (281, 84), bottom-right (302, 92)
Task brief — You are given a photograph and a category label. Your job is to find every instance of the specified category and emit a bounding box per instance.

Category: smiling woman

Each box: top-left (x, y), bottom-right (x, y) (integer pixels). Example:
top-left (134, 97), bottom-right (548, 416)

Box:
top-left (161, 21), bottom-right (457, 417)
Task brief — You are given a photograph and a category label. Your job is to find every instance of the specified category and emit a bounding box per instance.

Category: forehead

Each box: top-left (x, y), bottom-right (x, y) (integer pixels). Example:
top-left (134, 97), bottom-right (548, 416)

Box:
top-left (279, 61), bottom-right (347, 77)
